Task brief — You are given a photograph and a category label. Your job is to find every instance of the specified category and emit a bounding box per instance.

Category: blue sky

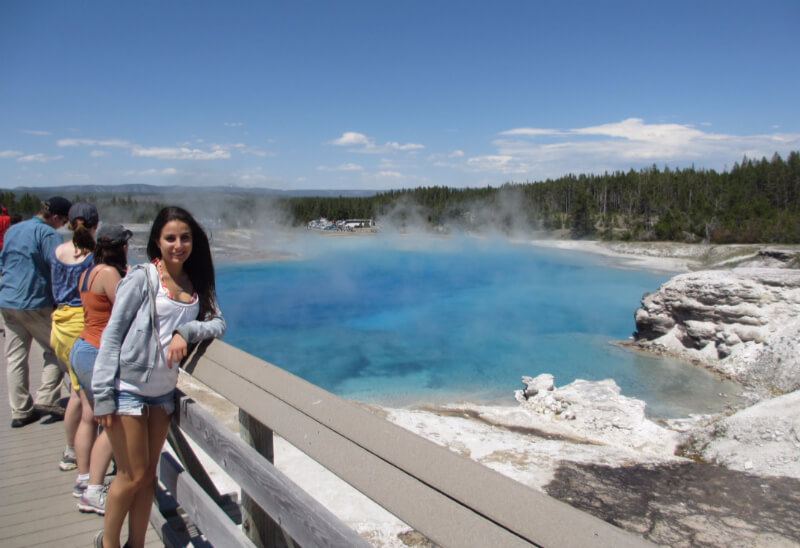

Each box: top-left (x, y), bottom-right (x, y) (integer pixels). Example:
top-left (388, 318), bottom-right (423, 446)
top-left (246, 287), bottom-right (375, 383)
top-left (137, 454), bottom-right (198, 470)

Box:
top-left (2, 1), bottom-right (799, 191)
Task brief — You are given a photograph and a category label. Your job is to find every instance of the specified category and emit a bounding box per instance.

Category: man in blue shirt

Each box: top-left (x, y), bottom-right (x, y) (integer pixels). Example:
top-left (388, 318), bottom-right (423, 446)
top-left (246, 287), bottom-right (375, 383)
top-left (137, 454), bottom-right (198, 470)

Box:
top-left (0, 196), bottom-right (71, 427)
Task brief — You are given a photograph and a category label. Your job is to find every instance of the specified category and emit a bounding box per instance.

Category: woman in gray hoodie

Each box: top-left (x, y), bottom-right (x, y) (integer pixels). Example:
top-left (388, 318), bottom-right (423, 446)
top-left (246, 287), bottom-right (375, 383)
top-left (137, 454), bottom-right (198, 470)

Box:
top-left (92, 206), bottom-right (225, 548)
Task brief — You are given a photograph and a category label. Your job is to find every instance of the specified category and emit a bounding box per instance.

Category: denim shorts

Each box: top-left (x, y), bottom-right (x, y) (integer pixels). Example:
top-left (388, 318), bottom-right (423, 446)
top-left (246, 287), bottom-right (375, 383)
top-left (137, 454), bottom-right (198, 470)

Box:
top-left (115, 389), bottom-right (175, 416)
top-left (69, 337), bottom-right (98, 403)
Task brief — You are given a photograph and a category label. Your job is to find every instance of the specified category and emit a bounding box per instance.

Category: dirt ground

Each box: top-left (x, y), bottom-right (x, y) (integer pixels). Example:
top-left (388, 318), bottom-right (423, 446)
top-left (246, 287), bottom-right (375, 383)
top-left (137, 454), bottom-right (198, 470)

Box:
top-left (545, 461), bottom-right (800, 547)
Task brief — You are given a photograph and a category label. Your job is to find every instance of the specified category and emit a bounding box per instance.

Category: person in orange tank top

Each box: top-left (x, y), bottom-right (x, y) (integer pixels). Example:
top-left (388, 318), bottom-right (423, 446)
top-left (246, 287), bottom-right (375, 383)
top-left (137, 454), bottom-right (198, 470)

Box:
top-left (69, 224), bottom-right (132, 516)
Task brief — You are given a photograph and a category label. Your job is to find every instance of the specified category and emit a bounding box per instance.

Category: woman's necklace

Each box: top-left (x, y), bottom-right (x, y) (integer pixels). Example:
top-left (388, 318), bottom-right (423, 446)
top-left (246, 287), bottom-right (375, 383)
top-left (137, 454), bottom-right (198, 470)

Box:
top-left (157, 259), bottom-right (193, 297)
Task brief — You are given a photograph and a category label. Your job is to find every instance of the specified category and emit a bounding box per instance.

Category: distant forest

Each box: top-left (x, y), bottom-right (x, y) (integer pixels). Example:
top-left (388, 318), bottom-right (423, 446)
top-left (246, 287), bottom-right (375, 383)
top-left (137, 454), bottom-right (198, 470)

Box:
top-left (283, 151), bottom-right (800, 243)
top-left (2, 151), bottom-right (799, 244)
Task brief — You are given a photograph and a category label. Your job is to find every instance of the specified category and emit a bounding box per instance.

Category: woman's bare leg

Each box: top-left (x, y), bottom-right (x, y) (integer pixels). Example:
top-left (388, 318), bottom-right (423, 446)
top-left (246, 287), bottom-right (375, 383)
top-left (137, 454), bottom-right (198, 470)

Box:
top-left (64, 387), bottom-right (82, 453)
top-left (88, 429), bottom-right (113, 486)
top-left (74, 389), bottom-right (96, 475)
top-left (102, 414), bottom-right (149, 548)
top-left (125, 406), bottom-right (171, 548)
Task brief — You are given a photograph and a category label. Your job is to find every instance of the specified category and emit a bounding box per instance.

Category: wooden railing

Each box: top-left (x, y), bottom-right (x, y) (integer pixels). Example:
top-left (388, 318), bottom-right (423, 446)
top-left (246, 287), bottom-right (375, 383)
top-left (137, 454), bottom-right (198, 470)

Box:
top-left (152, 339), bottom-right (653, 548)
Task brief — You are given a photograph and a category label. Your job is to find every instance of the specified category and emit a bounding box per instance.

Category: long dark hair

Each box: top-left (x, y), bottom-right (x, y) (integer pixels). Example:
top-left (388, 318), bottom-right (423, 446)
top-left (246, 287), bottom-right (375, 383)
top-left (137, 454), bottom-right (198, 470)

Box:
top-left (71, 219), bottom-right (98, 254)
top-left (147, 206), bottom-right (216, 318)
top-left (93, 244), bottom-right (128, 277)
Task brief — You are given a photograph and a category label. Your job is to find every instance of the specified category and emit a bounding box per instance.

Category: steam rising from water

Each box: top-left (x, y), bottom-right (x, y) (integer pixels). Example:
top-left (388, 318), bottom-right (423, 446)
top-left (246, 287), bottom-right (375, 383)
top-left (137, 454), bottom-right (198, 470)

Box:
top-left (216, 233), bottom-right (742, 417)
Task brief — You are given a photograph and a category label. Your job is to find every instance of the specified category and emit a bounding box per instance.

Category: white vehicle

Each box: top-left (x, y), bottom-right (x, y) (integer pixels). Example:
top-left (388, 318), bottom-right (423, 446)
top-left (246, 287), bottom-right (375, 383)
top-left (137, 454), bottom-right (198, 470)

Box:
top-left (343, 219), bottom-right (375, 229)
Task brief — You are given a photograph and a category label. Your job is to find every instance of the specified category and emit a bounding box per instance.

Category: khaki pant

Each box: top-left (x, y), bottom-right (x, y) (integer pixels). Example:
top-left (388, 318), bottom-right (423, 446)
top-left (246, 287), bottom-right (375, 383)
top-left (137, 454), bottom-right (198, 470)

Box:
top-left (2, 307), bottom-right (65, 420)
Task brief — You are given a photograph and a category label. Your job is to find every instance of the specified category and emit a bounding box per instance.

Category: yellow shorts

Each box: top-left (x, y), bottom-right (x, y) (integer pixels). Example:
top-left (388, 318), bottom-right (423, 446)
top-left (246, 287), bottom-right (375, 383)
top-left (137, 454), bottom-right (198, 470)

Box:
top-left (51, 305), bottom-right (84, 391)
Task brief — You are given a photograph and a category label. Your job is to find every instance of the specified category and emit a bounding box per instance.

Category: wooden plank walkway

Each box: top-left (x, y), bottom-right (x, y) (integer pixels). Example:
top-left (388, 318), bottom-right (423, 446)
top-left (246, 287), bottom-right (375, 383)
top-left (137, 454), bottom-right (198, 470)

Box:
top-left (0, 332), bottom-right (163, 547)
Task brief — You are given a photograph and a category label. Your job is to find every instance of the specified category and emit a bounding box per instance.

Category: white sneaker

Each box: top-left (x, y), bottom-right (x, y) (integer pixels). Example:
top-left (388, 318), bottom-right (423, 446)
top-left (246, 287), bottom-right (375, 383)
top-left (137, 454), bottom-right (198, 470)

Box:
top-left (77, 486), bottom-right (107, 515)
top-left (72, 479), bottom-right (87, 498)
top-left (59, 451), bottom-right (77, 471)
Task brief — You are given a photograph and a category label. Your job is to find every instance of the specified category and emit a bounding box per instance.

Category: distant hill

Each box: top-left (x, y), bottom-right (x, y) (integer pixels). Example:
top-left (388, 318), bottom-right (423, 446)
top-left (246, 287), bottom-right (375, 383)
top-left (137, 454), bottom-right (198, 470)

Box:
top-left (5, 184), bottom-right (381, 198)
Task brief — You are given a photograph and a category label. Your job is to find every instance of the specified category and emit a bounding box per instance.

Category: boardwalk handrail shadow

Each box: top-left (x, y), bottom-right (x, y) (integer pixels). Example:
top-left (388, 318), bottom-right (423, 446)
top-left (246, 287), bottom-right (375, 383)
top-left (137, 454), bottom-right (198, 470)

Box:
top-left (154, 339), bottom-right (653, 548)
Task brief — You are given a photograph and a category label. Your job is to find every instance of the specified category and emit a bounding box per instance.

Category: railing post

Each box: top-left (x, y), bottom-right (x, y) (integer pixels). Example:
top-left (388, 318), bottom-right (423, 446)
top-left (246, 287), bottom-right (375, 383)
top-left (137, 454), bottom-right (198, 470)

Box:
top-left (168, 394), bottom-right (223, 503)
top-left (239, 409), bottom-right (291, 548)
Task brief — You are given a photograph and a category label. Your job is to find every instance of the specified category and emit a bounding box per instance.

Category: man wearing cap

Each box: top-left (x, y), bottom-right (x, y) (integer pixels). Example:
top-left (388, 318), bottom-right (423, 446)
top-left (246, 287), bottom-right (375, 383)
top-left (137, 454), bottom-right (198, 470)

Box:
top-left (0, 196), bottom-right (71, 427)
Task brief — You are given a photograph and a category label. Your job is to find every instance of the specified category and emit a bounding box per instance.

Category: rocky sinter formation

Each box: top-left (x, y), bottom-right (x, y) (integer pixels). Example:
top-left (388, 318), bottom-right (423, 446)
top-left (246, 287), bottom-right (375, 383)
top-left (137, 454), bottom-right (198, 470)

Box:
top-left (680, 388), bottom-right (800, 478)
top-left (509, 374), bottom-right (800, 480)
top-left (513, 374), bottom-right (679, 454)
top-left (415, 374), bottom-right (800, 546)
top-left (628, 255), bottom-right (800, 482)
top-left (511, 375), bottom-right (800, 546)
top-left (632, 267), bottom-right (800, 393)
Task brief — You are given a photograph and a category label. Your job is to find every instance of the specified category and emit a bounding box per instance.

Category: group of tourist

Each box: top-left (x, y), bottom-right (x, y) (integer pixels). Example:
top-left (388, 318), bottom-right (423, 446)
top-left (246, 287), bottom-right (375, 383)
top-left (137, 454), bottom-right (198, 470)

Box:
top-left (0, 198), bottom-right (225, 548)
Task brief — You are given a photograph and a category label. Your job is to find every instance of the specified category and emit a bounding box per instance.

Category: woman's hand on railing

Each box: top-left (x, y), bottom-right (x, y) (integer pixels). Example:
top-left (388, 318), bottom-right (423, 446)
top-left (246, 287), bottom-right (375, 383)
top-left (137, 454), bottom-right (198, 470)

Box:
top-left (166, 332), bottom-right (188, 368)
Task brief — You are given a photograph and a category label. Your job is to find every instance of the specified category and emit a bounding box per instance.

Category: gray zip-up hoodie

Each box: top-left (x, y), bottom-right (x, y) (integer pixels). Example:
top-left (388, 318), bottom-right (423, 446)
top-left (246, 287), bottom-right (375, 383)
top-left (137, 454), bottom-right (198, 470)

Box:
top-left (92, 263), bottom-right (225, 416)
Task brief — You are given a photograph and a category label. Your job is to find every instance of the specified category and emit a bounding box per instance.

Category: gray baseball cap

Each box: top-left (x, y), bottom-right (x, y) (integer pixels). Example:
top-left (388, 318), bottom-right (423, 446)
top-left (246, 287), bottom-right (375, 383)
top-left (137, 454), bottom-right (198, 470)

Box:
top-left (69, 202), bottom-right (99, 226)
top-left (96, 224), bottom-right (133, 246)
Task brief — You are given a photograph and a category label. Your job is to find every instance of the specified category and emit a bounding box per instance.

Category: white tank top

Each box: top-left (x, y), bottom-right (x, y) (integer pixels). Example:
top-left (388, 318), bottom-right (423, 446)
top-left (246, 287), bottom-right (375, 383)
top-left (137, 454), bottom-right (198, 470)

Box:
top-left (117, 264), bottom-right (200, 397)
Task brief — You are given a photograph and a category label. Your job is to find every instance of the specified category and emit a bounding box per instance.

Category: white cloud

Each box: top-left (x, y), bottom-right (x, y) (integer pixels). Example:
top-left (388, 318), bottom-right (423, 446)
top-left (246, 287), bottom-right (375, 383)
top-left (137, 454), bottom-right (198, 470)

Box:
top-left (90, 150), bottom-right (109, 158)
top-left (427, 152), bottom-right (461, 169)
top-left (224, 122), bottom-right (244, 127)
top-left (499, 127), bottom-right (563, 137)
top-left (317, 163), bottom-right (364, 172)
top-left (131, 147), bottom-right (230, 160)
top-left (386, 141), bottom-right (424, 151)
top-left (488, 118), bottom-right (800, 180)
top-left (236, 171), bottom-right (268, 183)
top-left (327, 131), bottom-right (424, 154)
top-left (239, 146), bottom-right (274, 157)
top-left (55, 134), bottom-right (271, 163)
top-left (466, 155), bottom-right (530, 174)
top-left (134, 141), bottom-right (271, 160)
top-left (58, 138), bottom-right (132, 147)
top-left (328, 132), bottom-right (372, 147)
top-left (17, 153), bottom-right (64, 163)
top-left (575, 118), bottom-right (706, 147)
top-left (376, 170), bottom-right (404, 178)
top-left (232, 167), bottom-right (286, 186)
top-left (0, 150), bottom-right (23, 158)
top-left (21, 129), bottom-right (52, 136)
top-left (123, 168), bottom-right (181, 177)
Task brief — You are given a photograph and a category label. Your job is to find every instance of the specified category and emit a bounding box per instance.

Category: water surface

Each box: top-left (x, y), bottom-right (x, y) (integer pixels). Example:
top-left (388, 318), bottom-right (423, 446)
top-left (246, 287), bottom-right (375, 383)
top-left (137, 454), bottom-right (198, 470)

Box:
top-left (217, 234), bottom-right (742, 418)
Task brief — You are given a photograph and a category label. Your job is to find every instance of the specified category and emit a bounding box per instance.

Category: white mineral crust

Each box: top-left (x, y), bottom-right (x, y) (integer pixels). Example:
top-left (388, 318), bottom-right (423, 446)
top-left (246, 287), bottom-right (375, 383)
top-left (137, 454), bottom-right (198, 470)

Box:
top-left (633, 268), bottom-right (800, 393)
top-left (692, 389), bottom-right (800, 478)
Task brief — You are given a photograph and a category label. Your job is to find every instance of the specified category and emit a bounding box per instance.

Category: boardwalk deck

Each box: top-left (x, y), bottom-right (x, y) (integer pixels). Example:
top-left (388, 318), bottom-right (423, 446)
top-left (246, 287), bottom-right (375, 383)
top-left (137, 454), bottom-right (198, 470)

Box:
top-left (2, 332), bottom-right (655, 547)
top-left (0, 334), bottom-right (162, 548)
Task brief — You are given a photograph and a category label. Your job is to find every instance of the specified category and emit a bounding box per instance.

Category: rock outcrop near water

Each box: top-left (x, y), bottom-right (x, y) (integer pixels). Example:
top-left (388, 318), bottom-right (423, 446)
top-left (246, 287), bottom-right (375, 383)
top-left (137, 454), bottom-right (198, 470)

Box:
top-left (422, 374), bottom-right (800, 546)
top-left (683, 389), bottom-right (800, 478)
top-left (514, 374), bottom-right (679, 454)
top-left (632, 267), bottom-right (800, 393)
